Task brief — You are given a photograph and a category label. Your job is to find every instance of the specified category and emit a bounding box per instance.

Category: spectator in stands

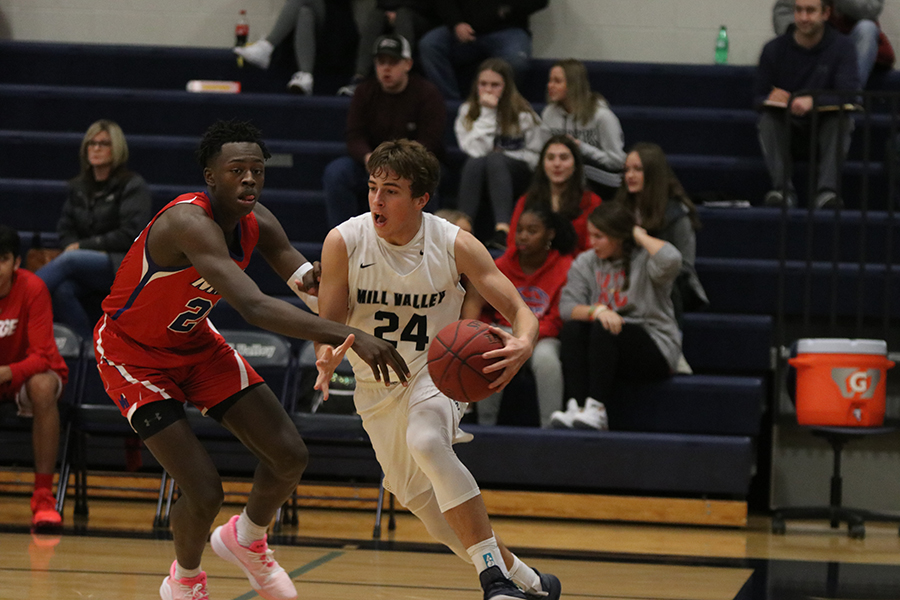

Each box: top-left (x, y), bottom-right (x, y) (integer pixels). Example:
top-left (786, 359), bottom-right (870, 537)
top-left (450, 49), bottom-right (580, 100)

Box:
top-left (463, 206), bottom-right (575, 427)
top-left (0, 225), bottom-right (69, 532)
top-left (554, 203), bottom-right (682, 430)
top-left (614, 143), bottom-right (708, 322)
top-left (418, 0), bottom-right (549, 99)
top-left (36, 120), bottom-right (151, 341)
top-left (506, 134), bottom-right (602, 254)
top-left (542, 59), bottom-right (626, 200)
top-left (773, 0), bottom-right (894, 86)
top-left (338, 1), bottom-right (441, 97)
top-left (233, 0), bottom-right (324, 94)
top-left (756, 0), bottom-right (860, 209)
top-left (323, 34), bottom-right (446, 228)
top-left (455, 58), bottom-right (544, 249)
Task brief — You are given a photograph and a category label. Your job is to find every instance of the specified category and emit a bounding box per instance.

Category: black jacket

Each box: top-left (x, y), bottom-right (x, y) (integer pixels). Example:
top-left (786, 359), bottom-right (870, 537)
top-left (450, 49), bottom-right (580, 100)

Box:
top-left (58, 168), bottom-right (152, 270)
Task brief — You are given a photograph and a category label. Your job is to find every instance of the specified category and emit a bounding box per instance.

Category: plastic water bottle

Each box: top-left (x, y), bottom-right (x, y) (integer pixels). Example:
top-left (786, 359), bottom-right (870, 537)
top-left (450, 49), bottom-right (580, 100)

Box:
top-left (715, 25), bottom-right (729, 65)
top-left (235, 10), bottom-right (249, 67)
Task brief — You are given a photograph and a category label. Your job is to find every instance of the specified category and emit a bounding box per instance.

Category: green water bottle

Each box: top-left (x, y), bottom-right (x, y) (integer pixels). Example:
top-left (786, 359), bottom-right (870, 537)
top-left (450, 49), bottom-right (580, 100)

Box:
top-left (715, 25), bottom-right (729, 64)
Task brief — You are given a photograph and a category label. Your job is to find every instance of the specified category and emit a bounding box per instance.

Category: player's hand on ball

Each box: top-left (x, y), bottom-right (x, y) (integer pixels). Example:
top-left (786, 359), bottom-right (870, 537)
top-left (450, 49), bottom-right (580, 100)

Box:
top-left (352, 332), bottom-right (410, 386)
top-left (315, 335), bottom-right (354, 400)
top-left (481, 326), bottom-right (533, 390)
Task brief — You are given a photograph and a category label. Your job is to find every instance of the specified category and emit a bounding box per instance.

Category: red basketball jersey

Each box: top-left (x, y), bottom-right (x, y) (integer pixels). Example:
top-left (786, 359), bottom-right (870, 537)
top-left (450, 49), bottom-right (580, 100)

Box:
top-left (100, 192), bottom-right (259, 351)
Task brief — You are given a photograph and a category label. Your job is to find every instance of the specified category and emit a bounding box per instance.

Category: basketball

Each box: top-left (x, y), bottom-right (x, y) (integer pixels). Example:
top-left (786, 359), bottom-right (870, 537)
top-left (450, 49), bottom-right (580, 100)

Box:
top-left (427, 319), bottom-right (504, 403)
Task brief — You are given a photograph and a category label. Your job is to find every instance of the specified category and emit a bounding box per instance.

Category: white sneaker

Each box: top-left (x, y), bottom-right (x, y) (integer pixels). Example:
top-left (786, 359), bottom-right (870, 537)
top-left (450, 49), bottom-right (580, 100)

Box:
top-left (234, 39), bottom-right (274, 69)
top-left (337, 75), bottom-right (364, 97)
top-left (287, 71), bottom-right (313, 95)
top-left (549, 398), bottom-right (580, 429)
top-left (572, 397), bottom-right (608, 431)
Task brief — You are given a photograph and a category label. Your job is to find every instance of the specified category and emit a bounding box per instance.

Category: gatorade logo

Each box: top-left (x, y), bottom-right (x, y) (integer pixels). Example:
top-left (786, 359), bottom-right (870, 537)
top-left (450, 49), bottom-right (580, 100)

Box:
top-left (831, 368), bottom-right (880, 399)
top-left (483, 552), bottom-right (496, 568)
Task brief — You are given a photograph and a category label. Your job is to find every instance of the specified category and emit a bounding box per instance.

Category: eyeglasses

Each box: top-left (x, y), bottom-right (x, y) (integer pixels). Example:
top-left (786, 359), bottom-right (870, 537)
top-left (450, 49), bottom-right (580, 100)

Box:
top-left (87, 140), bottom-right (112, 148)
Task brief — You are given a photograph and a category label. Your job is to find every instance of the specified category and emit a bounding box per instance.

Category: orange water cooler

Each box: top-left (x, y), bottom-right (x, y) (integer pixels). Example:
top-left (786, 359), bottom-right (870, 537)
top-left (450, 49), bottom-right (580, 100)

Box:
top-left (789, 338), bottom-right (894, 426)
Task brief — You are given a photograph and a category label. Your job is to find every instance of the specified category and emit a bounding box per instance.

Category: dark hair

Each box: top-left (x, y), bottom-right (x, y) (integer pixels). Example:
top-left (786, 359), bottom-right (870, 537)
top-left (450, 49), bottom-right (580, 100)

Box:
top-left (613, 142), bottom-right (699, 232)
top-left (196, 120), bottom-right (271, 168)
top-left (0, 225), bottom-right (21, 259)
top-left (587, 203), bottom-right (637, 288)
top-left (524, 134), bottom-right (586, 220)
top-left (367, 139), bottom-right (441, 198)
top-left (519, 205), bottom-right (577, 256)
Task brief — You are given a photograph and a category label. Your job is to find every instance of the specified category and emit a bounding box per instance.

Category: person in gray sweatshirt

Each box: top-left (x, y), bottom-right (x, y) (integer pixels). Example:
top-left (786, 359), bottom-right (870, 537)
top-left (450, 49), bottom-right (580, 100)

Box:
top-left (542, 58), bottom-right (626, 201)
top-left (552, 202), bottom-right (682, 430)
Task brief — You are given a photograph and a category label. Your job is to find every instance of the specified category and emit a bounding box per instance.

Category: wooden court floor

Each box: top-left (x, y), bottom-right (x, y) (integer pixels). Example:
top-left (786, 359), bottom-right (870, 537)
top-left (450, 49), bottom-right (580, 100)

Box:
top-left (3, 494), bottom-right (900, 600)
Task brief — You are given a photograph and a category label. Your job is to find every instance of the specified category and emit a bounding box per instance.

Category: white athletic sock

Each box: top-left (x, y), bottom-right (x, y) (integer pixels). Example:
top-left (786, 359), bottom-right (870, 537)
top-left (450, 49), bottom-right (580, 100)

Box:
top-left (175, 562), bottom-right (203, 580)
top-left (466, 536), bottom-right (508, 576)
top-left (508, 555), bottom-right (541, 593)
top-left (236, 509), bottom-right (268, 547)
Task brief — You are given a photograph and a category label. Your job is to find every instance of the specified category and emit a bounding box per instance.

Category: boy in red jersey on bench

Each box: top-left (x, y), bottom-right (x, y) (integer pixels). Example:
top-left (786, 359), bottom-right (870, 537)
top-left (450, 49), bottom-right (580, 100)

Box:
top-left (0, 225), bottom-right (69, 532)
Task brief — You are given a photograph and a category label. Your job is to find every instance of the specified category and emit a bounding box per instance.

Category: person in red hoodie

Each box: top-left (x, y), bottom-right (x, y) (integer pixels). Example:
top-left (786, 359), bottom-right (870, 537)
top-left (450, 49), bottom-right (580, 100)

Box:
top-left (464, 206), bottom-right (576, 426)
top-left (0, 225), bottom-right (69, 531)
top-left (506, 135), bottom-right (602, 254)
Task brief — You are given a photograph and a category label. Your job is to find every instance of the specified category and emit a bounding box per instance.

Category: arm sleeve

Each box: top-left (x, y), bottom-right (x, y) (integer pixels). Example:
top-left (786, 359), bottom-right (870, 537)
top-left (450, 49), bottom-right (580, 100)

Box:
top-left (7, 280), bottom-right (56, 390)
top-left (511, 0), bottom-right (550, 18)
top-left (665, 215), bottom-right (697, 270)
top-left (434, 0), bottom-right (464, 26)
top-left (577, 105), bottom-right (626, 171)
top-left (558, 257), bottom-right (592, 319)
top-left (538, 288), bottom-right (563, 338)
top-left (455, 103), bottom-right (497, 157)
top-left (57, 188), bottom-right (80, 249)
top-left (346, 88), bottom-right (373, 163)
top-left (645, 243), bottom-right (683, 286)
top-left (78, 175), bottom-right (152, 252)
top-left (753, 43), bottom-right (777, 108)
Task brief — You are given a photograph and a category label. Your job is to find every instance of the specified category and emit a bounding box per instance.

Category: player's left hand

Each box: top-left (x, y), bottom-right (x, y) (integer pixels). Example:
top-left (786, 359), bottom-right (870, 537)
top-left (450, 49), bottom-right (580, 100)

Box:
top-left (314, 334), bottom-right (354, 400)
top-left (481, 326), bottom-right (533, 391)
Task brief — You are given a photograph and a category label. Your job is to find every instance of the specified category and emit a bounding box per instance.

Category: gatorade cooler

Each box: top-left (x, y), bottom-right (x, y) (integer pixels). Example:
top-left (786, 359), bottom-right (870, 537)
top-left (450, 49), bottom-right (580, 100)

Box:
top-left (789, 338), bottom-right (894, 426)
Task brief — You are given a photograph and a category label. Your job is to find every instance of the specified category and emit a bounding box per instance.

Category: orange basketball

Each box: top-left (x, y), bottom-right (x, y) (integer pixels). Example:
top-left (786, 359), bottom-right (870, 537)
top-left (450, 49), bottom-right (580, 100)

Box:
top-left (427, 319), bottom-right (504, 403)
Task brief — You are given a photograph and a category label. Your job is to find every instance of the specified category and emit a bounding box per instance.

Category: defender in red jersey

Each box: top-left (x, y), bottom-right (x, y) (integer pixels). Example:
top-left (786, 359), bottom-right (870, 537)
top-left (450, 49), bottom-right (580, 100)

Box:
top-left (0, 226), bottom-right (69, 532)
top-left (93, 121), bottom-right (409, 600)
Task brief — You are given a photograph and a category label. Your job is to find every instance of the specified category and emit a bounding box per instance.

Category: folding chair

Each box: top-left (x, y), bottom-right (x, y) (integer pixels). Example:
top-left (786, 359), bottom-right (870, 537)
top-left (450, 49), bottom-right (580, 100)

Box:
top-left (154, 329), bottom-right (296, 529)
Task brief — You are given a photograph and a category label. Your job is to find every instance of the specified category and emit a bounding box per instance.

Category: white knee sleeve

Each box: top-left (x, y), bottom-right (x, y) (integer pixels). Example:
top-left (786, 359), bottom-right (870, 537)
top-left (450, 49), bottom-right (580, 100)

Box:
top-left (406, 396), bottom-right (480, 512)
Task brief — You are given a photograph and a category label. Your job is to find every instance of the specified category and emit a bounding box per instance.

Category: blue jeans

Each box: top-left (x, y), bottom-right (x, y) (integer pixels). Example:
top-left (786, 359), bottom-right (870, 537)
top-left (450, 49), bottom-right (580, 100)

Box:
top-left (35, 249), bottom-right (115, 340)
top-left (418, 26), bottom-right (532, 99)
top-left (850, 20), bottom-right (879, 86)
top-left (322, 156), bottom-right (369, 228)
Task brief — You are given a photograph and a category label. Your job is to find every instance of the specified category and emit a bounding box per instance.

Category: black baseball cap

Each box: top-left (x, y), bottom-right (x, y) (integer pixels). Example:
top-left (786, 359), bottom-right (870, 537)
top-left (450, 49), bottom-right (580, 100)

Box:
top-left (373, 34), bottom-right (412, 59)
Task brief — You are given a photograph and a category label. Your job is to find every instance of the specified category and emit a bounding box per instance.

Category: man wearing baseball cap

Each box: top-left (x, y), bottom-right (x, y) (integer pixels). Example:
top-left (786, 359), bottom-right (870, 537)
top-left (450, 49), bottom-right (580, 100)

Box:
top-left (323, 34), bottom-right (447, 228)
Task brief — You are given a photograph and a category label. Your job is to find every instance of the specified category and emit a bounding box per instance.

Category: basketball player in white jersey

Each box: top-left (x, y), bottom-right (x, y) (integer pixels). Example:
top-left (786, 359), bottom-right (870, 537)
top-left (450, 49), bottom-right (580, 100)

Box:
top-left (314, 139), bottom-right (562, 600)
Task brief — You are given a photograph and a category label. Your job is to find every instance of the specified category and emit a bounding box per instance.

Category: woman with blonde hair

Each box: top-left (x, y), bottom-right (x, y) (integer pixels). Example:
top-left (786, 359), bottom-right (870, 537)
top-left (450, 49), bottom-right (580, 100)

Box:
top-left (454, 58), bottom-right (545, 249)
top-left (542, 58), bottom-right (626, 201)
top-left (36, 119), bottom-right (152, 339)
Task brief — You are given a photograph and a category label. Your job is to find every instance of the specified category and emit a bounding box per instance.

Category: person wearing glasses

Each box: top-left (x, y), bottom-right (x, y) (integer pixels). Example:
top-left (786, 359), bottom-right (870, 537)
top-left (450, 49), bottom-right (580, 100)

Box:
top-left (35, 120), bottom-right (152, 340)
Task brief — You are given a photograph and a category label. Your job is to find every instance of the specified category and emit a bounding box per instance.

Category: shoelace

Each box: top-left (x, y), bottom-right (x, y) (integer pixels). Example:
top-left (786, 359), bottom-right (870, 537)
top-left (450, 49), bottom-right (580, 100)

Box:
top-left (175, 581), bottom-right (208, 600)
top-left (247, 542), bottom-right (278, 570)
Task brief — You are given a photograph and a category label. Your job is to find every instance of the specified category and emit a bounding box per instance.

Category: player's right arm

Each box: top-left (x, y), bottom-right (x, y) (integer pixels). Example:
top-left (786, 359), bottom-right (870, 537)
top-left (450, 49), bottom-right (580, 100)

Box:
top-left (152, 206), bottom-right (408, 383)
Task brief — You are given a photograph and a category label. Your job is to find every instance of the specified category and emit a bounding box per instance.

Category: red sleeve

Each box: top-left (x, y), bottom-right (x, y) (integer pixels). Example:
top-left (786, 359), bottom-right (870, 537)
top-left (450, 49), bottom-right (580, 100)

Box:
top-left (536, 254), bottom-right (572, 339)
top-left (507, 195), bottom-right (527, 248)
top-left (573, 191), bottom-right (602, 253)
top-left (8, 277), bottom-right (58, 389)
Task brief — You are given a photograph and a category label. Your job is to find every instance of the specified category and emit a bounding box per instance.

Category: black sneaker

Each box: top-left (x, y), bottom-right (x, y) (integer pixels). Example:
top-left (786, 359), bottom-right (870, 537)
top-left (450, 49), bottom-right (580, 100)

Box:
top-left (480, 566), bottom-right (526, 600)
top-left (525, 569), bottom-right (561, 600)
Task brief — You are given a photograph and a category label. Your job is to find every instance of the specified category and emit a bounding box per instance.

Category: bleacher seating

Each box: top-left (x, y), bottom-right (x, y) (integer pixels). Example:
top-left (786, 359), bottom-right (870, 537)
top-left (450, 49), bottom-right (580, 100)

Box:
top-left (11, 38), bottom-right (900, 515)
